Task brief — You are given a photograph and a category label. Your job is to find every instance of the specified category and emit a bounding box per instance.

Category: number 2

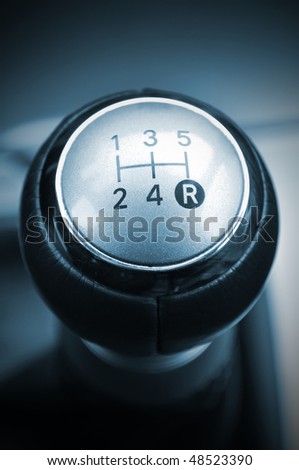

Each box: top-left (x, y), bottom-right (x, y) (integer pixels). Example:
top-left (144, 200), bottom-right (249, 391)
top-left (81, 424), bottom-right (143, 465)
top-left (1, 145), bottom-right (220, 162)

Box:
top-left (113, 188), bottom-right (127, 209)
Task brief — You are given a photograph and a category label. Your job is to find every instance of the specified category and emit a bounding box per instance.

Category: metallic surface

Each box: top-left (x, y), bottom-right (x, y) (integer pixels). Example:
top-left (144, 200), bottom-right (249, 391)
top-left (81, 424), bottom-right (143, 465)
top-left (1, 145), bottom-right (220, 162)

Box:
top-left (83, 339), bottom-right (211, 373)
top-left (56, 97), bottom-right (249, 270)
top-left (77, 330), bottom-right (235, 406)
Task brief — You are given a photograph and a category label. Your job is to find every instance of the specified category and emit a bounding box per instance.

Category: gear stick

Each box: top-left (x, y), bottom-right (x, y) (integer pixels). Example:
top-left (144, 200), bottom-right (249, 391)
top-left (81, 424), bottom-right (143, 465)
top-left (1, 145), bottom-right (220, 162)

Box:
top-left (19, 90), bottom-right (279, 446)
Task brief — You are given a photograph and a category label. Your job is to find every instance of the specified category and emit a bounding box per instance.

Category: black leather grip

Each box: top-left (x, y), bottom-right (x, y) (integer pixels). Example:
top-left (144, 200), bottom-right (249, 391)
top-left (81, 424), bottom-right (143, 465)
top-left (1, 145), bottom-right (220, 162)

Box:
top-left (20, 90), bottom-right (279, 355)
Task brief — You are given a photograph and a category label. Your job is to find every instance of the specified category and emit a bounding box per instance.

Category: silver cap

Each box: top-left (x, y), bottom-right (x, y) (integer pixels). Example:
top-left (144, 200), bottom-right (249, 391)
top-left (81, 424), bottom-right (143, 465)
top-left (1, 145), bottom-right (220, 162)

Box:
top-left (55, 97), bottom-right (249, 271)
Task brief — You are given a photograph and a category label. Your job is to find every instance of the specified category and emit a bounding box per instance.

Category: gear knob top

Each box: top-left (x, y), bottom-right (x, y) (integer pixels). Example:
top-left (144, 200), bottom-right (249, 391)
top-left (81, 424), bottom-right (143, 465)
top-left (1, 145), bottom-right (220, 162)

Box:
top-left (55, 97), bottom-right (249, 271)
top-left (20, 90), bottom-right (278, 355)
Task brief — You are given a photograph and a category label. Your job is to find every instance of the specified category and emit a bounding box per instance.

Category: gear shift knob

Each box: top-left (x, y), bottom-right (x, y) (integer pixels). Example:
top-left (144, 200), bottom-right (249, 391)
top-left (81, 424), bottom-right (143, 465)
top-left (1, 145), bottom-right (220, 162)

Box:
top-left (55, 96), bottom-right (249, 270)
top-left (20, 90), bottom-right (278, 358)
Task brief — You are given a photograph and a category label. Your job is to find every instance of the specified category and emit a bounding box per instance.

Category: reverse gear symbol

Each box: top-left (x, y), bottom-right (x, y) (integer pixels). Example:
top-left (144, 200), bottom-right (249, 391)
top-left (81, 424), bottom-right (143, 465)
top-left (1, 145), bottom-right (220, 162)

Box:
top-left (175, 179), bottom-right (205, 208)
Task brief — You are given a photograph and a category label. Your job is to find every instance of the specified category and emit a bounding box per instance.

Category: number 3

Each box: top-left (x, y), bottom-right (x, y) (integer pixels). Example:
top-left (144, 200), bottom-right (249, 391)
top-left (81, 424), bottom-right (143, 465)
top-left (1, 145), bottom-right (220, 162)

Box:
top-left (143, 129), bottom-right (158, 146)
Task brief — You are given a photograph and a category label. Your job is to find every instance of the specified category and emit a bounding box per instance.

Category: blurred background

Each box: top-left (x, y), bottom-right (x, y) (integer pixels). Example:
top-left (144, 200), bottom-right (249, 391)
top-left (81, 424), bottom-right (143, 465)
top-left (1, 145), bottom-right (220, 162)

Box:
top-left (0, 0), bottom-right (298, 448)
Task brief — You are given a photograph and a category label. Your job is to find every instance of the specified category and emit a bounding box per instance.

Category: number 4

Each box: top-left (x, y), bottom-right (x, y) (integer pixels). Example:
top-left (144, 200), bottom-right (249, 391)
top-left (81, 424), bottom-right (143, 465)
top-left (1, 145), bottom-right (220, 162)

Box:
top-left (146, 184), bottom-right (163, 205)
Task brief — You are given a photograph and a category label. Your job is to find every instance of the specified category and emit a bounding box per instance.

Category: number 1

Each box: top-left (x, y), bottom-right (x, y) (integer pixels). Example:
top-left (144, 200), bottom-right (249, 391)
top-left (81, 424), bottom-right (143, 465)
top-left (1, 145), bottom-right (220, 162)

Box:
top-left (111, 134), bottom-right (120, 150)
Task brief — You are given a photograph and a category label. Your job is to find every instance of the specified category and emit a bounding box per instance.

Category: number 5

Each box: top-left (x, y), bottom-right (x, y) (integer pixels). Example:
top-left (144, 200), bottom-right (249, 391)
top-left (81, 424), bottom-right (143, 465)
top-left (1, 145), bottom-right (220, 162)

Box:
top-left (177, 130), bottom-right (191, 146)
